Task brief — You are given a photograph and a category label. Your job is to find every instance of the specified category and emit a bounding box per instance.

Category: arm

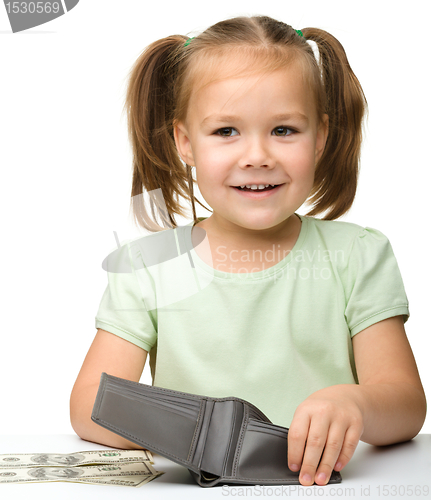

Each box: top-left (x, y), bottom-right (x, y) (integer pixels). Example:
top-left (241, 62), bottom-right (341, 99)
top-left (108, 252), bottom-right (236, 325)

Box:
top-left (287, 315), bottom-right (427, 486)
top-left (70, 329), bottom-right (148, 449)
top-left (350, 314), bottom-right (426, 444)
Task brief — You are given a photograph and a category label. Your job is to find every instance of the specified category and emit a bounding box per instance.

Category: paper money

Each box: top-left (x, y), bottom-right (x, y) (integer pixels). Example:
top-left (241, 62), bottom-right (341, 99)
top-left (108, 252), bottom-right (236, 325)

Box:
top-left (0, 461), bottom-right (163, 486)
top-left (72, 473), bottom-right (161, 487)
top-left (0, 449), bottom-right (153, 468)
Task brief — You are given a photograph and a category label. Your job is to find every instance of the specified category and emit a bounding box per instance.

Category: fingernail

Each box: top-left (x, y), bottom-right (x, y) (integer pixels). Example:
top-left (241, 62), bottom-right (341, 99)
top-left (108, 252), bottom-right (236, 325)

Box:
top-left (302, 473), bottom-right (312, 483)
top-left (317, 472), bottom-right (326, 483)
top-left (290, 464), bottom-right (299, 471)
top-left (335, 462), bottom-right (342, 470)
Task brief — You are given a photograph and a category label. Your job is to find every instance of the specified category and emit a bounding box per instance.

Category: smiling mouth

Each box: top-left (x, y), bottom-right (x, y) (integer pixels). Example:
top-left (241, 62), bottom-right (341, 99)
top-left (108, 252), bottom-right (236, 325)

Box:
top-left (234, 184), bottom-right (283, 192)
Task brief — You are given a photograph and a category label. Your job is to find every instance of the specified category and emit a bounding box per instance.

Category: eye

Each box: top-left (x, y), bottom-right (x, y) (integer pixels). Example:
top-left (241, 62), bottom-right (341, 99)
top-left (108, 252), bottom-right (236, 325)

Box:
top-left (272, 126), bottom-right (295, 137)
top-left (215, 127), bottom-right (239, 137)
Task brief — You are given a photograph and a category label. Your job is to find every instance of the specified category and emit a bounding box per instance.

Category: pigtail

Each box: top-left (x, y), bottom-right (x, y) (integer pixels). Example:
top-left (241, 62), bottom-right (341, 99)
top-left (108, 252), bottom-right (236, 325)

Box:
top-left (302, 28), bottom-right (367, 220)
top-left (123, 35), bottom-right (202, 232)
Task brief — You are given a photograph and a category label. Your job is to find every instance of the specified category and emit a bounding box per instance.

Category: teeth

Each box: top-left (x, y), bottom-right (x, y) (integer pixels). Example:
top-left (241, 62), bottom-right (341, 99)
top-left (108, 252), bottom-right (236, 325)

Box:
top-left (248, 184), bottom-right (270, 190)
top-left (239, 184), bottom-right (276, 190)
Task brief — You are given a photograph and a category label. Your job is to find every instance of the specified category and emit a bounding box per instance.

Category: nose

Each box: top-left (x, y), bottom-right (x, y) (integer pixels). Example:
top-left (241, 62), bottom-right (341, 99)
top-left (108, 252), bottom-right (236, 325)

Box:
top-left (238, 135), bottom-right (274, 169)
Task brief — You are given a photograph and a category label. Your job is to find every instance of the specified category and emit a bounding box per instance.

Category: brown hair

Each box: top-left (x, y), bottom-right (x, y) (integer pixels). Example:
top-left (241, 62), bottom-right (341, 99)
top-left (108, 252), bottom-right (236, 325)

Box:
top-left (123, 15), bottom-right (367, 231)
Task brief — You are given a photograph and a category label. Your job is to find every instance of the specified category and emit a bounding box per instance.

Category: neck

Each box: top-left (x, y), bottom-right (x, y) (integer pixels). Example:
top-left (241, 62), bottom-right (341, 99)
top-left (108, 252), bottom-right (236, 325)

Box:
top-left (192, 214), bottom-right (302, 273)
top-left (197, 213), bottom-right (299, 245)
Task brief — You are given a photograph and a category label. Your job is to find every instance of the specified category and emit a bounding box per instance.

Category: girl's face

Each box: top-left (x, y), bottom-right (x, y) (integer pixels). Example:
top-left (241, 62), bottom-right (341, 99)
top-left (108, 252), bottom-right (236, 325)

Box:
top-left (174, 58), bottom-right (328, 235)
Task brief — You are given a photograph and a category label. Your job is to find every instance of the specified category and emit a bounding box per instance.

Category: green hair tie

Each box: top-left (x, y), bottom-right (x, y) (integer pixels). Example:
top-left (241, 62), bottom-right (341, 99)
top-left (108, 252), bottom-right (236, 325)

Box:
top-left (184, 37), bottom-right (195, 47)
top-left (295, 29), bottom-right (304, 38)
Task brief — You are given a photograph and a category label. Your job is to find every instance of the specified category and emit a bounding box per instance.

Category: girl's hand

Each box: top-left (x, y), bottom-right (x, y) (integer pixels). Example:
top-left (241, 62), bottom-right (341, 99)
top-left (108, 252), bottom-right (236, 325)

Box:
top-left (287, 386), bottom-right (365, 486)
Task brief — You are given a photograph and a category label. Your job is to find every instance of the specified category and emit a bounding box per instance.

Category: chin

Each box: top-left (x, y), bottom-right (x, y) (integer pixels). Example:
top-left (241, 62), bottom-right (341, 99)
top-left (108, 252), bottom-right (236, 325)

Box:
top-left (232, 216), bottom-right (289, 232)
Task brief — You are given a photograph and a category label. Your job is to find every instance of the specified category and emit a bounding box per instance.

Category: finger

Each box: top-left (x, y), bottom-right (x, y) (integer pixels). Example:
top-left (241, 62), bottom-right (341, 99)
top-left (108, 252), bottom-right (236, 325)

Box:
top-left (298, 416), bottom-right (330, 486)
top-left (287, 415), bottom-right (311, 473)
top-left (313, 424), bottom-right (345, 486)
top-left (333, 424), bottom-right (361, 472)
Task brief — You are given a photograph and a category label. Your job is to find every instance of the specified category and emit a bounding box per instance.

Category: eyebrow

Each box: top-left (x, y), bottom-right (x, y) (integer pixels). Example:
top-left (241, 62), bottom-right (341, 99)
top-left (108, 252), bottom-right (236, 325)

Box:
top-left (201, 113), bottom-right (309, 126)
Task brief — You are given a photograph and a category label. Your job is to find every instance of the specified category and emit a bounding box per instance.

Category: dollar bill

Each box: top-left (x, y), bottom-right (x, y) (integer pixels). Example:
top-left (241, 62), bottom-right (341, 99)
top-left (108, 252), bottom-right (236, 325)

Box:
top-left (0, 461), bottom-right (163, 486)
top-left (0, 449), bottom-right (153, 468)
top-left (72, 473), bottom-right (161, 487)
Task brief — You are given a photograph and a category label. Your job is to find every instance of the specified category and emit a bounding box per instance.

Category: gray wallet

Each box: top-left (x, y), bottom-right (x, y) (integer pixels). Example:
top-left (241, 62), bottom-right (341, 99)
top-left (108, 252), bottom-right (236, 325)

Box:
top-left (91, 373), bottom-right (342, 487)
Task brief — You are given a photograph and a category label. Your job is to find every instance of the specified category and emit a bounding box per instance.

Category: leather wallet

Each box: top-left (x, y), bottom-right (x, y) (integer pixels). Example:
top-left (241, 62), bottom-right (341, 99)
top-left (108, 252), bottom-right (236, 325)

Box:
top-left (91, 373), bottom-right (342, 487)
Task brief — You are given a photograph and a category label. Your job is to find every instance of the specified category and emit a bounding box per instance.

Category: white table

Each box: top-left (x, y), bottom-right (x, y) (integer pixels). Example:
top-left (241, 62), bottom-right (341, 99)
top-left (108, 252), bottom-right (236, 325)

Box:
top-left (1, 434), bottom-right (430, 499)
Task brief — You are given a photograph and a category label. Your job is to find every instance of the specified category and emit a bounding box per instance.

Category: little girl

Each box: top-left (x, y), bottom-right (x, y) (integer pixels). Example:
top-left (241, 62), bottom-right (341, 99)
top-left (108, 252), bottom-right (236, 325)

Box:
top-left (70, 15), bottom-right (426, 487)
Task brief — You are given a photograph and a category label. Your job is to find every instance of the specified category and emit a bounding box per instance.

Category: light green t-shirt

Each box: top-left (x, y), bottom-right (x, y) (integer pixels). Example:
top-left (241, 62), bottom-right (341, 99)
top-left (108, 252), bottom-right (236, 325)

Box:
top-left (95, 214), bottom-right (409, 428)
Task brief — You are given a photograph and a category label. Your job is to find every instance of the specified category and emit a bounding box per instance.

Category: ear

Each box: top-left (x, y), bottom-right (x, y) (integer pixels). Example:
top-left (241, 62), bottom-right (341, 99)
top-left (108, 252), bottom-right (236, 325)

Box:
top-left (173, 120), bottom-right (195, 166)
top-left (315, 113), bottom-right (329, 164)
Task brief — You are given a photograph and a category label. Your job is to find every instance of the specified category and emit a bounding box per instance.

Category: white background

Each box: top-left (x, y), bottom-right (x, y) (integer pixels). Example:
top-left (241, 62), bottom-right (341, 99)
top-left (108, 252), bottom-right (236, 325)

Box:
top-left (0, 0), bottom-right (429, 438)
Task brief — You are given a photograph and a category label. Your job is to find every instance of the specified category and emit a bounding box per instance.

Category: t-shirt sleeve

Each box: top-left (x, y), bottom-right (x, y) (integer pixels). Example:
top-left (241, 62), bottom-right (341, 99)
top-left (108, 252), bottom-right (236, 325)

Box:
top-left (94, 240), bottom-right (157, 352)
top-left (343, 227), bottom-right (410, 337)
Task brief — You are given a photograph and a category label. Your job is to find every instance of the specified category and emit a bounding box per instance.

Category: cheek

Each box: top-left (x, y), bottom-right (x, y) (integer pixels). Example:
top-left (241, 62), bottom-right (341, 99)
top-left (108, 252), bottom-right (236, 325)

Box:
top-left (194, 145), bottom-right (230, 184)
top-left (195, 163), bottom-right (220, 195)
top-left (296, 135), bottom-right (316, 168)
top-left (283, 140), bottom-right (316, 170)
top-left (280, 143), bottom-right (316, 192)
top-left (199, 144), bottom-right (229, 167)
